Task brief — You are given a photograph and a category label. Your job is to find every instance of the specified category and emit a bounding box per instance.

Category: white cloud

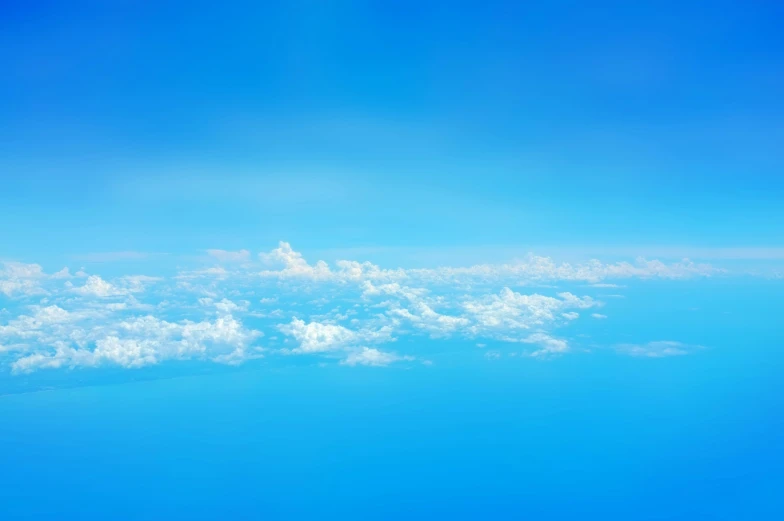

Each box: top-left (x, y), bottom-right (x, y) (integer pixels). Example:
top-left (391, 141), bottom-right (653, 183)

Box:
top-left (1, 262), bottom-right (45, 279)
top-left (70, 274), bottom-right (159, 297)
top-left (0, 242), bottom-right (726, 375)
top-left (278, 318), bottom-right (358, 353)
top-left (259, 242), bottom-right (331, 280)
top-left (72, 275), bottom-right (128, 297)
top-left (9, 314), bottom-right (262, 374)
top-left (522, 333), bottom-right (570, 358)
top-left (0, 262), bottom-right (49, 297)
top-left (591, 313), bottom-right (608, 319)
top-left (616, 341), bottom-right (702, 358)
top-left (463, 288), bottom-right (598, 335)
top-left (51, 267), bottom-right (72, 279)
top-left (252, 243), bottom-right (721, 285)
top-left (363, 281), bottom-right (469, 337)
top-left (341, 347), bottom-right (413, 366)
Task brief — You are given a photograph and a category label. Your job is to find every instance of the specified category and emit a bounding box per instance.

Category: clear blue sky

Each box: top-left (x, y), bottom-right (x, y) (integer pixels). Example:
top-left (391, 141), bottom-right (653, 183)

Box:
top-left (1, 2), bottom-right (783, 520)
top-left (1, 0), bottom-right (783, 259)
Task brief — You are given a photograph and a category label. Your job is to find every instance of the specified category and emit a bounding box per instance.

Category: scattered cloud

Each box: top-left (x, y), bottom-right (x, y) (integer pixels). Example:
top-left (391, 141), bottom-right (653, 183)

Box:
top-left (0, 243), bottom-right (721, 375)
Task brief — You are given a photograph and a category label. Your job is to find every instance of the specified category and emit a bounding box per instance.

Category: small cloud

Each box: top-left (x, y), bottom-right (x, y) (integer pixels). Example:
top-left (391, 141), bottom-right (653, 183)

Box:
top-left (522, 333), bottom-right (569, 358)
top-left (72, 275), bottom-right (127, 297)
top-left (591, 313), bottom-right (607, 319)
top-left (341, 347), bottom-right (413, 367)
top-left (50, 268), bottom-right (72, 279)
top-left (616, 341), bottom-right (703, 358)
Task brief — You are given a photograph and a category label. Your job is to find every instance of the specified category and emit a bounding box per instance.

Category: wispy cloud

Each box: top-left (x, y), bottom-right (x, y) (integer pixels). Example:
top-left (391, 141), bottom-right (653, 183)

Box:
top-left (616, 341), bottom-right (703, 358)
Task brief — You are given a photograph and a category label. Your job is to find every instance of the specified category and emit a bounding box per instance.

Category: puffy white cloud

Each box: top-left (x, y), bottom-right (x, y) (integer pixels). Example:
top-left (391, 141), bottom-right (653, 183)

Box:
top-left (9, 313), bottom-right (262, 374)
top-left (278, 318), bottom-right (358, 353)
top-left (278, 317), bottom-right (396, 355)
top-left (462, 288), bottom-right (597, 335)
top-left (0, 262), bottom-right (49, 297)
top-left (363, 281), bottom-right (468, 337)
top-left (72, 275), bottom-right (128, 297)
top-left (70, 274), bottom-right (159, 297)
top-left (259, 242), bottom-right (331, 280)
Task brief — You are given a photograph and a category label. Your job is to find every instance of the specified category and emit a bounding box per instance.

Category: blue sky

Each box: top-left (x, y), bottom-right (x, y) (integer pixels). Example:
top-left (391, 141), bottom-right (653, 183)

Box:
top-left (2, 1), bottom-right (784, 259)
top-left (1, 1), bottom-right (783, 520)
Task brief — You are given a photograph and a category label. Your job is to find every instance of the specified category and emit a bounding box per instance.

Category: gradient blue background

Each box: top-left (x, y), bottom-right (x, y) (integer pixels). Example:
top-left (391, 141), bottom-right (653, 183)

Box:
top-left (2, 1), bottom-right (783, 519)
top-left (2, 0), bottom-right (783, 260)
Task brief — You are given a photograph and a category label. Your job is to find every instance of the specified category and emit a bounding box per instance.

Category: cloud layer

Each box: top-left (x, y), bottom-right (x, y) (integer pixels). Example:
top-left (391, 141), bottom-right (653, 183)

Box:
top-left (0, 243), bottom-right (720, 374)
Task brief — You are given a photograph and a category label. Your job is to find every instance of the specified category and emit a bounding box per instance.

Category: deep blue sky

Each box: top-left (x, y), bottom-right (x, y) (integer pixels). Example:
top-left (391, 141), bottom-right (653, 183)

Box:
top-left (1, 2), bottom-right (783, 520)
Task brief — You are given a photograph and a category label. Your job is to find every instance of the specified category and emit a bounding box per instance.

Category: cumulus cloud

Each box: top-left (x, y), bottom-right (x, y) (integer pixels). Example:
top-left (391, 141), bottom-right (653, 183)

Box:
top-left (9, 314), bottom-right (261, 374)
top-left (278, 318), bottom-right (394, 354)
top-left (0, 262), bottom-right (50, 297)
top-left (463, 288), bottom-right (598, 335)
top-left (279, 318), bottom-right (358, 353)
top-left (259, 242), bottom-right (332, 279)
